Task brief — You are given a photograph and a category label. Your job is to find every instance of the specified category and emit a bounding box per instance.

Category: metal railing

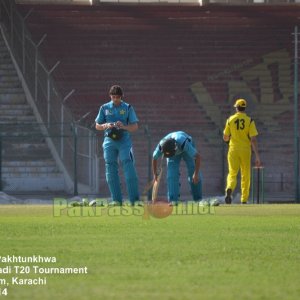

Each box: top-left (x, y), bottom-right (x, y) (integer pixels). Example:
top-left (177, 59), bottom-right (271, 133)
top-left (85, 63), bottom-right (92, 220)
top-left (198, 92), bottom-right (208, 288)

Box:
top-left (0, 0), bottom-right (99, 194)
top-left (0, 123), bottom-right (100, 195)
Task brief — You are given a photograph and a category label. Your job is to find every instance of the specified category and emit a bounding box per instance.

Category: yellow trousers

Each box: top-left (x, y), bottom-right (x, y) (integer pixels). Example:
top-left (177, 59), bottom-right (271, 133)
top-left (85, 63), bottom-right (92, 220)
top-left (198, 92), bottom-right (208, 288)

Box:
top-left (226, 147), bottom-right (251, 203)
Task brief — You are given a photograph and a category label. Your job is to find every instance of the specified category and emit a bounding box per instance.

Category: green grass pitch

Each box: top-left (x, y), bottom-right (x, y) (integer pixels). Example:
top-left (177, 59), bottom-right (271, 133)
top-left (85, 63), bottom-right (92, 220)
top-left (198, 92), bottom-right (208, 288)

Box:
top-left (0, 204), bottom-right (300, 300)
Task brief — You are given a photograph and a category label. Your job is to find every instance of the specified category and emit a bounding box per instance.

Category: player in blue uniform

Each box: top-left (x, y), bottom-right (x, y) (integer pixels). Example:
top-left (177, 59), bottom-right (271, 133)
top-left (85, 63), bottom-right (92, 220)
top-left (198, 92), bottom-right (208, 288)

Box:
top-left (152, 131), bottom-right (202, 205)
top-left (95, 85), bottom-right (140, 205)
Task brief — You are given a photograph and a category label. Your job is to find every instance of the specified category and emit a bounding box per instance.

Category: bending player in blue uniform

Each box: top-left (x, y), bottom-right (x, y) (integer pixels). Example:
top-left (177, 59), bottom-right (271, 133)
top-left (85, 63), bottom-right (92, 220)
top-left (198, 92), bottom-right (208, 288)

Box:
top-left (152, 131), bottom-right (202, 205)
top-left (95, 85), bottom-right (140, 205)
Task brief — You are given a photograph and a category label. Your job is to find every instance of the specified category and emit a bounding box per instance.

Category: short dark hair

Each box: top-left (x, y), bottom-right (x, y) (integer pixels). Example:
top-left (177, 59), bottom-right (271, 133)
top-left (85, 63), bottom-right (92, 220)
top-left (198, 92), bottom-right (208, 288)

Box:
top-left (109, 85), bottom-right (123, 96)
top-left (237, 106), bottom-right (246, 112)
top-left (161, 138), bottom-right (176, 158)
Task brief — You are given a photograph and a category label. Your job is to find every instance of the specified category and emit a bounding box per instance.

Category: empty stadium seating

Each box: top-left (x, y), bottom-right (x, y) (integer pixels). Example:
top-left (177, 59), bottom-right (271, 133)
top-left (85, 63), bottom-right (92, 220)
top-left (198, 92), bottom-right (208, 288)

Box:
top-left (15, 3), bottom-right (300, 200)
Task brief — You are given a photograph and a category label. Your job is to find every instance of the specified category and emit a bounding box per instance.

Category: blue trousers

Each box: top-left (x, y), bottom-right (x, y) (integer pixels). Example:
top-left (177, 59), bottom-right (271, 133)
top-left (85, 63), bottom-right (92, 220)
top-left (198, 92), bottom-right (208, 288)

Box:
top-left (103, 137), bottom-right (139, 204)
top-left (167, 152), bottom-right (202, 201)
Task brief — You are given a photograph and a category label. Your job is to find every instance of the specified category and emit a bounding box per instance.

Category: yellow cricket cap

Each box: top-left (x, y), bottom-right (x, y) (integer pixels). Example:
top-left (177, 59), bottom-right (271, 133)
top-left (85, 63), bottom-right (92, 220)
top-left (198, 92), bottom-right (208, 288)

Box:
top-left (234, 99), bottom-right (247, 108)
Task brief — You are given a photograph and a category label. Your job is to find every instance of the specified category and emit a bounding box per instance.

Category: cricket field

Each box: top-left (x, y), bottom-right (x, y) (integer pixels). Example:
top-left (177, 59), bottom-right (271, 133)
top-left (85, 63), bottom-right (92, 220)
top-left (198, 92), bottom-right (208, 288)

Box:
top-left (0, 203), bottom-right (299, 300)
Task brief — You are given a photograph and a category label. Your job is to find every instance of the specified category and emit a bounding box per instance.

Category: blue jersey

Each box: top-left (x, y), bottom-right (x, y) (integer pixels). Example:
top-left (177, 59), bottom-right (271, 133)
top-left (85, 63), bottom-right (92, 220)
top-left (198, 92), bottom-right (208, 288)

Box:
top-left (95, 100), bottom-right (138, 139)
top-left (153, 131), bottom-right (198, 160)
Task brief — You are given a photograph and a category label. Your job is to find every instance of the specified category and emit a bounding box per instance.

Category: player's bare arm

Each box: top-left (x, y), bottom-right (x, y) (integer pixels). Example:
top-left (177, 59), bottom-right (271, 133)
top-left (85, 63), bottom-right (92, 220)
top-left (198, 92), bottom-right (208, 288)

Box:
top-left (251, 136), bottom-right (261, 167)
top-left (96, 122), bottom-right (138, 132)
top-left (152, 159), bottom-right (159, 181)
top-left (115, 121), bottom-right (138, 132)
top-left (95, 123), bottom-right (114, 131)
top-left (192, 153), bottom-right (201, 184)
top-left (223, 134), bottom-right (230, 142)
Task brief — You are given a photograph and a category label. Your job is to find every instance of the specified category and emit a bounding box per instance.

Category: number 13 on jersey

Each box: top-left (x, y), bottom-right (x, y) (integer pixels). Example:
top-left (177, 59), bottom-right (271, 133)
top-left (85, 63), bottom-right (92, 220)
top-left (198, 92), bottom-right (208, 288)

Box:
top-left (234, 118), bottom-right (245, 130)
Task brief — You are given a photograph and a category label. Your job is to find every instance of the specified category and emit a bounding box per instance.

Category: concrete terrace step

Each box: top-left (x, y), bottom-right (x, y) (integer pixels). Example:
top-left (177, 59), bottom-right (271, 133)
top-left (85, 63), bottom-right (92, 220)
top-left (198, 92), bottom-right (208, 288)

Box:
top-left (0, 53), bottom-right (10, 59)
top-left (0, 44), bottom-right (9, 51)
top-left (0, 87), bottom-right (24, 93)
top-left (0, 63), bottom-right (16, 70)
top-left (3, 149), bottom-right (53, 161)
top-left (0, 106), bottom-right (33, 115)
top-left (0, 94), bottom-right (27, 104)
top-left (0, 81), bottom-right (22, 89)
top-left (2, 174), bottom-right (66, 192)
top-left (2, 160), bottom-right (57, 167)
top-left (0, 126), bottom-right (43, 136)
top-left (2, 165), bottom-right (60, 175)
top-left (0, 103), bottom-right (32, 110)
top-left (0, 115), bottom-right (37, 122)
top-left (0, 69), bottom-right (18, 76)
top-left (3, 142), bottom-right (50, 151)
top-left (2, 170), bottom-right (63, 177)
top-left (0, 75), bottom-right (20, 82)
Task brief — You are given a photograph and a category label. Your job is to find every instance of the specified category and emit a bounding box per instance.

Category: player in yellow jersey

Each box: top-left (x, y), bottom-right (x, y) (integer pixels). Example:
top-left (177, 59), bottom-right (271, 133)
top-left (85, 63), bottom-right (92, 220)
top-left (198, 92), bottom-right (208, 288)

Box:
top-left (223, 99), bottom-right (261, 204)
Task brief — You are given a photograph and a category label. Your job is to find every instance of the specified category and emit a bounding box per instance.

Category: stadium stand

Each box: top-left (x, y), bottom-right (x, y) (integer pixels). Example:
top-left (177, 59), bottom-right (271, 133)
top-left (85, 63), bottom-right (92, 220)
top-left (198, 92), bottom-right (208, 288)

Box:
top-left (0, 34), bottom-right (65, 192)
top-left (3, 2), bottom-right (300, 200)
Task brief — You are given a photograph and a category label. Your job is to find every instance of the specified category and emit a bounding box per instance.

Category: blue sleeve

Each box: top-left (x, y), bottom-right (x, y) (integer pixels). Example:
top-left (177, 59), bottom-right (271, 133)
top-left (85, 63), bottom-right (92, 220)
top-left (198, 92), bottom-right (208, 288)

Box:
top-left (128, 106), bottom-right (139, 124)
top-left (183, 141), bottom-right (198, 158)
top-left (153, 143), bottom-right (163, 160)
top-left (95, 106), bottom-right (105, 124)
